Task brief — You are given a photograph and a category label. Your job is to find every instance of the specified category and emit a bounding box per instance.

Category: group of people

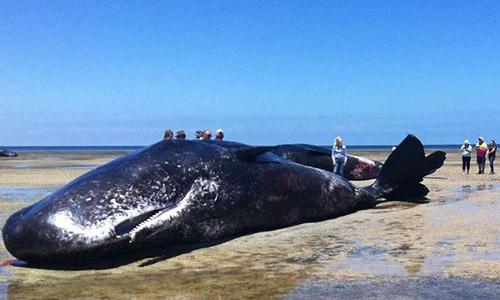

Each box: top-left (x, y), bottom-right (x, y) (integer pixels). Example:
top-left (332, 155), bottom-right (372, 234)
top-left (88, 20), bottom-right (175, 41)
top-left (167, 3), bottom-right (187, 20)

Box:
top-left (161, 132), bottom-right (497, 177)
top-left (163, 129), bottom-right (225, 142)
top-left (333, 135), bottom-right (498, 177)
top-left (460, 137), bottom-right (496, 175)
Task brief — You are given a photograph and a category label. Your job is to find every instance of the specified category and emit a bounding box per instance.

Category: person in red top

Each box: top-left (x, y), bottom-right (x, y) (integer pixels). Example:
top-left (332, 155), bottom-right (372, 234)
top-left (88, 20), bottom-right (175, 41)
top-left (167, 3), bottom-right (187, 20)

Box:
top-left (476, 137), bottom-right (488, 174)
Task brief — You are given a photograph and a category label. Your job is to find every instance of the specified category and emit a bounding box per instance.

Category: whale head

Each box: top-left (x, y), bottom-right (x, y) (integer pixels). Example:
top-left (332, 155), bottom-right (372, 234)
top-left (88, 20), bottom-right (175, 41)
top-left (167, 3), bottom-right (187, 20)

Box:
top-left (1, 141), bottom-right (227, 265)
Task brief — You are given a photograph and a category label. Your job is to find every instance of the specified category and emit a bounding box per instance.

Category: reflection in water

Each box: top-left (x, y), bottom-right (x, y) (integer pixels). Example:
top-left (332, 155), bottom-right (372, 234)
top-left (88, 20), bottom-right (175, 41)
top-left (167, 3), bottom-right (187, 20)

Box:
top-left (0, 187), bottom-right (54, 202)
top-left (7, 164), bottom-right (96, 170)
top-left (4, 255), bottom-right (307, 299)
top-left (461, 184), bottom-right (497, 193)
top-left (0, 264), bottom-right (9, 300)
top-left (437, 184), bottom-right (499, 205)
top-left (0, 283), bottom-right (6, 300)
top-left (286, 278), bottom-right (500, 299)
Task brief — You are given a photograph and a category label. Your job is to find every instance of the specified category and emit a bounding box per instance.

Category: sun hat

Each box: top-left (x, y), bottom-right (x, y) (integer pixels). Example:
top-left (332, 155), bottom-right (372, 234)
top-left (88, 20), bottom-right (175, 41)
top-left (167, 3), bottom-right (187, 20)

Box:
top-left (464, 139), bottom-right (469, 144)
top-left (216, 128), bottom-right (224, 135)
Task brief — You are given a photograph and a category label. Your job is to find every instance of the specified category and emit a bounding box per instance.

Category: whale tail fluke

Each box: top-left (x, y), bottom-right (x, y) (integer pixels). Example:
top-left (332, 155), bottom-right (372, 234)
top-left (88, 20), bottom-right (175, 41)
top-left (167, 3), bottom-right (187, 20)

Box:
top-left (362, 135), bottom-right (446, 203)
top-left (423, 150), bottom-right (447, 176)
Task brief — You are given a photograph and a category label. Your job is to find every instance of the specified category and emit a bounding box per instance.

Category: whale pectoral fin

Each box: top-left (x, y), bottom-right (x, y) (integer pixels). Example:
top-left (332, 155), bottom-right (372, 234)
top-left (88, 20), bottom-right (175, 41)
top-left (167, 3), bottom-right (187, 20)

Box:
top-left (234, 147), bottom-right (275, 161)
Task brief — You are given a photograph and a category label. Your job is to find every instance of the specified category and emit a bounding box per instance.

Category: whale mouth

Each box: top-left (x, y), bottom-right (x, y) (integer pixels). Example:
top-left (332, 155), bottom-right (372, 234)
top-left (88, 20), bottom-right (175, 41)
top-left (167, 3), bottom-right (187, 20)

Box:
top-left (114, 193), bottom-right (194, 243)
top-left (114, 209), bottom-right (165, 237)
top-left (111, 182), bottom-right (206, 243)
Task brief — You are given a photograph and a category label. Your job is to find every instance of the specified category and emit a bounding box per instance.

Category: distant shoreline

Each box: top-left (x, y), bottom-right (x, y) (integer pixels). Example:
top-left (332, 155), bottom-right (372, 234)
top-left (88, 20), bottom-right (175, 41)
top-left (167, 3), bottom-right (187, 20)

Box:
top-left (1, 144), bottom-right (461, 153)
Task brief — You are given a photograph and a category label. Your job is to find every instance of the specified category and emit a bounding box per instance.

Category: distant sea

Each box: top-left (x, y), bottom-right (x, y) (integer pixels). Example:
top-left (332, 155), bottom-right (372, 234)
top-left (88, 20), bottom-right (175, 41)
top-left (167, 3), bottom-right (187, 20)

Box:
top-left (1, 146), bottom-right (143, 153)
top-left (1, 144), bottom-right (461, 153)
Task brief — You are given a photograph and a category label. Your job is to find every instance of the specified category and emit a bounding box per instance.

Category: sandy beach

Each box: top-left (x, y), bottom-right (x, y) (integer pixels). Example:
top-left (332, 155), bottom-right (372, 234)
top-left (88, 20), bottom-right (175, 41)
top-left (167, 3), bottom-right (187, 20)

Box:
top-left (0, 150), bottom-right (499, 299)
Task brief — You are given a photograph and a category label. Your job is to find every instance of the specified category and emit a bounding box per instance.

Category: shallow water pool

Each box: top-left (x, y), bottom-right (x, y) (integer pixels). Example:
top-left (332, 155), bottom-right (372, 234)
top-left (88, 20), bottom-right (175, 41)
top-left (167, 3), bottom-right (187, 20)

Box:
top-left (0, 187), bottom-right (54, 202)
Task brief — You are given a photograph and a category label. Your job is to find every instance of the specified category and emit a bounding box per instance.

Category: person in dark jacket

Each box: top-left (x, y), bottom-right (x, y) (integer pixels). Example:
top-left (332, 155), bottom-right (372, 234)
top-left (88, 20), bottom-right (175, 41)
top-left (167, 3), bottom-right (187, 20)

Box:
top-left (175, 130), bottom-right (186, 140)
top-left (195, 130), bottom-right (203, 140)
top-left (488, 140), bottom-right (496, 174)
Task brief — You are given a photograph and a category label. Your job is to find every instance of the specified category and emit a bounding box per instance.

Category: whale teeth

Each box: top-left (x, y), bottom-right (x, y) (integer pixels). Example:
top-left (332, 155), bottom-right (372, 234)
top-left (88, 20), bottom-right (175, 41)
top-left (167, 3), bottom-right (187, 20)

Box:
top-left (128, 209), bottom-right (166, 242)
top-left (127, 189), bottom-right (193, 243)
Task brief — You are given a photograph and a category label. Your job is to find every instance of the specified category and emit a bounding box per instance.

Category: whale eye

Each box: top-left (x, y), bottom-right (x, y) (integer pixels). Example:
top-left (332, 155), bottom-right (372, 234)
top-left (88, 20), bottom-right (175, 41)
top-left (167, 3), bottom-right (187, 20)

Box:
top-left (114, 209), bottom-right (163, 236)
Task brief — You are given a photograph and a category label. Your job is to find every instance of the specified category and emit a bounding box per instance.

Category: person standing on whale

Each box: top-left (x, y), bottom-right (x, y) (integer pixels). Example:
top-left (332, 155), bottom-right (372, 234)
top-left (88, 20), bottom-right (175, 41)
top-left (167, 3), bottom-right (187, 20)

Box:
top-left (215, 129), bottom-right (224, 142)
top-left (175, 130), bottom-right (186, 140)
top-left (163, 129), bottom-right (174, 140)
top-left (332, 136), bottom-right (347, 176)
top-left (202, 130), bottom-right (212, 141)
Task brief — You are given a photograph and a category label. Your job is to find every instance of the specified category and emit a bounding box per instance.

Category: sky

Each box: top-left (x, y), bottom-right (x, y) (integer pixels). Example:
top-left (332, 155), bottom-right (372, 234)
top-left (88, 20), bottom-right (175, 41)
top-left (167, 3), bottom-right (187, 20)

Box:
top-left (1, 1), bottom-right (499, 146)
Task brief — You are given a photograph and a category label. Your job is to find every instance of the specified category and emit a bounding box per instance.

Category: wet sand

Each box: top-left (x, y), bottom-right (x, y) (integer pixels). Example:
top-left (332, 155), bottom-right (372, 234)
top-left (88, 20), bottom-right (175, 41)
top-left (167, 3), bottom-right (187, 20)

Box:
top-left (0, 150), bottom-right (499, 299)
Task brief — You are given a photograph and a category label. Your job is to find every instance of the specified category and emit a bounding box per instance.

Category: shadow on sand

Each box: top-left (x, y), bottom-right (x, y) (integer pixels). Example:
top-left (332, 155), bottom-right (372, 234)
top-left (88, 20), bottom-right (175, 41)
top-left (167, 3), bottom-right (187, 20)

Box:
top-left (11, 237), bottom-right (238, 271)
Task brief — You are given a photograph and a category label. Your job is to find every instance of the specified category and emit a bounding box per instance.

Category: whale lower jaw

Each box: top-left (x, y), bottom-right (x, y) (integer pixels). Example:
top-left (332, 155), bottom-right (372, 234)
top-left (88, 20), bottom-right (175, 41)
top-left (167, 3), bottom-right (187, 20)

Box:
top-left (121, 178), bottom-right (220, 243)
top-left (115, 190), bottom-right (193, 243)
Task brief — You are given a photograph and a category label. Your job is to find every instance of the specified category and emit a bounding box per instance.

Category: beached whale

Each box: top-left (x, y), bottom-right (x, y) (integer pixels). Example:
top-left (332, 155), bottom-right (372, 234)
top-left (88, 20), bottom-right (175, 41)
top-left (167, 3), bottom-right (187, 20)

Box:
top-left (0, 149), bottom-right (17, 157)
top-left (270, 144), bottom-right (382, 180)
top-left (2, 135), bottom-right (445, 267)
top-left (207, 141), bottom-right (382, 180)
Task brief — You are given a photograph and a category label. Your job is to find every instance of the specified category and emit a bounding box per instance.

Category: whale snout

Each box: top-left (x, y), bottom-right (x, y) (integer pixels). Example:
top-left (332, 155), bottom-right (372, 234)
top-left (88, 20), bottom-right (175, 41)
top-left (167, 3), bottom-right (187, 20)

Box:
top-left (2, 206), bottom-right (61, 262)
top-left (2, 200), bottom-right (175, 264)
top-left (2, 204), bottom-right (118, 263)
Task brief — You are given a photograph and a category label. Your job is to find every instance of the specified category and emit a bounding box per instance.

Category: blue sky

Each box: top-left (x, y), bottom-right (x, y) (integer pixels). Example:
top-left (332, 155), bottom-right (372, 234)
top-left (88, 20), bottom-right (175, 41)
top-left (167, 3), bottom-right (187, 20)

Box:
top-left (1, 1), bottom-right (499, 146)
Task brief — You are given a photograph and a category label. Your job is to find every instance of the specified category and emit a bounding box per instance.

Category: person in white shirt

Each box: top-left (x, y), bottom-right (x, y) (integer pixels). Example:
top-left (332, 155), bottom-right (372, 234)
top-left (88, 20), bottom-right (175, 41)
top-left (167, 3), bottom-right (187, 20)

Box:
top-left (460, 139), bottom-right (473, 175)
top-left (215, 129), bottom-right (224, 142)
top-left (332, 136), bottom-right (347, 176)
